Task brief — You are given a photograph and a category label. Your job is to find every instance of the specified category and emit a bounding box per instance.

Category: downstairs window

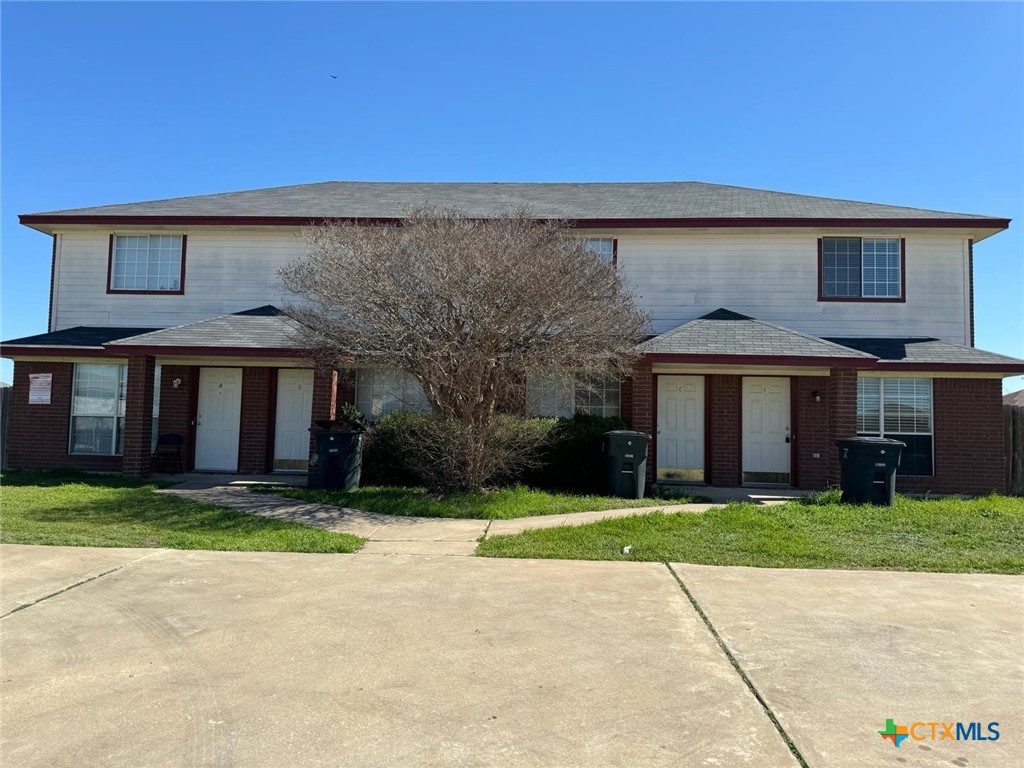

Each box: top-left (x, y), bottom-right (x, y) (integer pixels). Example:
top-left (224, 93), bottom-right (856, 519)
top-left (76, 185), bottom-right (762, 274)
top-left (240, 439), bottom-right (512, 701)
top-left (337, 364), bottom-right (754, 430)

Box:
top-left (857, 377), bottom-right (933, 476)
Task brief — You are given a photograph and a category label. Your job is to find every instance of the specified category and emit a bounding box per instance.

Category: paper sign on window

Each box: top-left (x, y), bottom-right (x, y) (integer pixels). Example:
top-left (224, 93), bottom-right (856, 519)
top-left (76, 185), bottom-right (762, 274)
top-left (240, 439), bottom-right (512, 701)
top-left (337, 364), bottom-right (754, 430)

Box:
top-left (29, 373), bottom-right (53, 405)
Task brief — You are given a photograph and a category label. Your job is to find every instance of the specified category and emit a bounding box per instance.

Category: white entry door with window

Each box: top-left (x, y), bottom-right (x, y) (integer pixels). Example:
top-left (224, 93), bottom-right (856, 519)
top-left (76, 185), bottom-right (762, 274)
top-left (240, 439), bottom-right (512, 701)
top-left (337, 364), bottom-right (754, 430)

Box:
top-left (274, 369), bottom-right (314, 472)
top-left (657, 375), bottom-right (705, 482)
top-left (742, 377), bottom-right (791, 484)
top-left (194, 368), bottom-right (242, 471)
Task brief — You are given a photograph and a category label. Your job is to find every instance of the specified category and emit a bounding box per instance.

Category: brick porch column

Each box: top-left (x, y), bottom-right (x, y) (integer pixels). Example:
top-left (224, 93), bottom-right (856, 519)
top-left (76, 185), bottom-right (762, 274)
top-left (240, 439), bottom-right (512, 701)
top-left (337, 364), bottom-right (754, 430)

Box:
top-left (826, 367), bottom-right (858, 486)
top-left (122, 355), bottom-right (156, 478)
top-left (629, 360), bottom-right (654, 483)
top-left (307, 368), bottom-right (339, 486)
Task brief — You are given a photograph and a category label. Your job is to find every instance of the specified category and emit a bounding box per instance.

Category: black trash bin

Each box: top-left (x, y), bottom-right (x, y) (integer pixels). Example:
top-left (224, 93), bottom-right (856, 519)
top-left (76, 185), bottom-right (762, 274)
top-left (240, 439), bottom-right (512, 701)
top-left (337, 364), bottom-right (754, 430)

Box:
top-left (603, 431), bottom-right (651, 499)
top-left (310, 421), bottom-right (363, 490)
top-left (836, 437), bottom-right (905, 505)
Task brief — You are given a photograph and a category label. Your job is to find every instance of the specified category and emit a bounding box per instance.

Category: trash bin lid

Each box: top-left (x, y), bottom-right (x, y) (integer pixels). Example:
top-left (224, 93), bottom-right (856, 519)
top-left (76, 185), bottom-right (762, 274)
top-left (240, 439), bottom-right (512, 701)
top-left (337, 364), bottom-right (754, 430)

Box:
top-left (603, 430), bottom-right (649, 437)
top-left (837, 436), bottom-right (906, 446)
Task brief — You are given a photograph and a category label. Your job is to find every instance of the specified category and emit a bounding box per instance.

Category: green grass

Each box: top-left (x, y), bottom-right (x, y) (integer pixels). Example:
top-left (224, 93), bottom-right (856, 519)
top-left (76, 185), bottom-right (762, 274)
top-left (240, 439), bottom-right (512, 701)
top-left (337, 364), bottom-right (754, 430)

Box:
top-left (476, 492), bottom-right (1024, 574)
top-left (251, 483), bottom-right (701, 520)
top-left (0, 470), bottom-right (363, 553)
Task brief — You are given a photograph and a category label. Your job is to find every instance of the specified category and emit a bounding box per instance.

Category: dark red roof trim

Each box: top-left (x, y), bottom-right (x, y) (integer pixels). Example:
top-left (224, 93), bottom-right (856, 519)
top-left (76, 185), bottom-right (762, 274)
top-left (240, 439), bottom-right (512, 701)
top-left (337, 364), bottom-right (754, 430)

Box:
top-left (1, 346), bottom-right (122, 358)
top-left (873, 362), bottom-right (1024, 373)
top-left (18, 214), bottom-right (1012, 230)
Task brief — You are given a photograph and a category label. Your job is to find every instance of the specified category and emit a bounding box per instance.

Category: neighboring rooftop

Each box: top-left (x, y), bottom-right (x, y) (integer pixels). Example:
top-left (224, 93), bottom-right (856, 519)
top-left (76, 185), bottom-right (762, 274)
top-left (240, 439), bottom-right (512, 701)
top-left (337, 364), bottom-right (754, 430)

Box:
top-left (19, 181), bottom-right (1009, 228)
top-left (639, 309), bottom-right (877, 362)
top-left (1005, 389), bottom-right (1024, 407)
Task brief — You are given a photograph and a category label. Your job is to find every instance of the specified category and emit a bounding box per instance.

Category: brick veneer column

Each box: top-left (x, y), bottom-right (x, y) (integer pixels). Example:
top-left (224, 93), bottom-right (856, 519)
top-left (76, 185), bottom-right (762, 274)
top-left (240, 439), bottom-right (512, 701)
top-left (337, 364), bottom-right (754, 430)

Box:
top-left (826, 367), bottom-right (858, 486)
top-left (238, 367), bottom-right (272, 474)
top-left (628, 360), bottom-right (654, 482)
top-left (306, 369), bottom-right (339, 485)
top-left (794, 376), bottom-right (830, 490)
top-left (122, 355), bottom-right (155, 478)
top-left (708, 375), bottom-right (741, 486)
top-left (337, 370), bottom-right (356, 408)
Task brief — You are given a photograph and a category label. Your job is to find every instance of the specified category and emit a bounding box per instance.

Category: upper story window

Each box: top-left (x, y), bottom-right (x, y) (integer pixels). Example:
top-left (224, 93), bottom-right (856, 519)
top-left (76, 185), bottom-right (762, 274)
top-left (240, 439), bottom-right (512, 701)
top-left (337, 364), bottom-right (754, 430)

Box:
top-left (109, 234), bottom-right (186, 293)
top-left (583, 238), bottom-right (615, 264)
top-left (819, 237), bottom-right (903, 301)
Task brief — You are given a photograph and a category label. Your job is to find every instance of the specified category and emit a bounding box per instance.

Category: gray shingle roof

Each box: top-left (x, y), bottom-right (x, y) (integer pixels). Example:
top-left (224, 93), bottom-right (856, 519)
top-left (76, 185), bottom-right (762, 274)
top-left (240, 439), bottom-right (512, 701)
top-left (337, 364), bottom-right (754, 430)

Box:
top-left (825, 338), bottom-right (1024, 368)
top-left (1, 326), bottom-right (159, 348)
top-left (640, 310), bottom-right (877, 360)
top-left (108, 306), bottom-right (309, 350)
top-left (21, 181), bottom-right (1004, 222)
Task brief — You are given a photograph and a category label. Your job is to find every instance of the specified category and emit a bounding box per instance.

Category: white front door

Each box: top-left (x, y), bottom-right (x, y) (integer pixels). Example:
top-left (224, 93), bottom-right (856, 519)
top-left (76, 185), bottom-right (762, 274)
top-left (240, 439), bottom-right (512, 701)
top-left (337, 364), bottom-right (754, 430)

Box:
top-left (274, 369), bottom-right (314, 472)
top-left (194, 368), bottom-right (242, 471)
top-left (657, 375), bottom-right (705, 482)
top-left (742, 377), bottom-right (791, 484)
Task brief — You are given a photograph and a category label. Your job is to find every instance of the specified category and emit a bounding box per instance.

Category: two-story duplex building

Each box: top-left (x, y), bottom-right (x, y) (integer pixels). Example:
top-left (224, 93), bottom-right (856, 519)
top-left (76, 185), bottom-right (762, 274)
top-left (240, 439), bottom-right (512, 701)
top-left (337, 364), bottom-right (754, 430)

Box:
top-left (4, 181), bottom-right (1022, 493)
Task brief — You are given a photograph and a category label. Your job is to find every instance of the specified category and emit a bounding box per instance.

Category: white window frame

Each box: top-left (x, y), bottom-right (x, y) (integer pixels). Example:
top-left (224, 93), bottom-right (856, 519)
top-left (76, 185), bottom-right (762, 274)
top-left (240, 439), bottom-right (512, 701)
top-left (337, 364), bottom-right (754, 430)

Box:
top-left (583, 237), bottom-right (615, 264)
top-left (69, 363), bottom-right (128, 455)
top-left (526, 373), bottom-right (622, 419)
top-left (109, 234), bottom-right (185, 292)
top-left (355, 369), bottom-right (430, 419)
top-left (857, 376), bottom-right (934, 475)
top-left (821, 236), bottom-right (902, 299)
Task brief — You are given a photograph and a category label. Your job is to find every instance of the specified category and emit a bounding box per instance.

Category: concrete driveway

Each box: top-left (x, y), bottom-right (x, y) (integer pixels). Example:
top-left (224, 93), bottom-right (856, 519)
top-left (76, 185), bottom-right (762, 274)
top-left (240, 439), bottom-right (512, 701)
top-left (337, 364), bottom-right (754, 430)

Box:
top-left (2, 545), bottom-right (1021, 768)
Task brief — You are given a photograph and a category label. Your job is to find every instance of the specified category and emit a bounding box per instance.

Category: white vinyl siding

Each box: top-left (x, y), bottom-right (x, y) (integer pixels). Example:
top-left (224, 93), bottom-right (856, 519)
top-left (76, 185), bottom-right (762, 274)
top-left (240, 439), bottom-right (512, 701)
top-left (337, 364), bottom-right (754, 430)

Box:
top-left (52, 230), bottom-right (971, 345)
top-left (111, 235), bottom-right (183, 291)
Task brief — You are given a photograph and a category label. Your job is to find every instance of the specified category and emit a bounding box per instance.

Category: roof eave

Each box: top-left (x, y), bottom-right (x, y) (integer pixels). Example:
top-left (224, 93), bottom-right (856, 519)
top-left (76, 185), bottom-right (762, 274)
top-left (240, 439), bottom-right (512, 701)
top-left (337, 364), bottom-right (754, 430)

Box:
top-left (18, 213), bottom-right (1012, 235)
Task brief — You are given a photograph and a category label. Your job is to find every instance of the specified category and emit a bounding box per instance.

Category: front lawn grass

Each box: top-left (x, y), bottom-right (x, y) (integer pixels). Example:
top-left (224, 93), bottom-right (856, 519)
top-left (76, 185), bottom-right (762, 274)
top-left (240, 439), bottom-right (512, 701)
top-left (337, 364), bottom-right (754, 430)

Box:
top-left (476, 493), bottom-right (1024, 574)
top-left (252, 483), bottom-right (701, 520)
top-left (0, 470), bottom-right (362, 553)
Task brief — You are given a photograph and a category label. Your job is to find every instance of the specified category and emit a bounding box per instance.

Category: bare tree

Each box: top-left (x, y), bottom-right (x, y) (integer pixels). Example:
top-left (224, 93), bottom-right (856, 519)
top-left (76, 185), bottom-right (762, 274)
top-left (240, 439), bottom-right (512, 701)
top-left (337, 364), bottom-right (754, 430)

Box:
top-left (281, 208), bottom-right (649, 491)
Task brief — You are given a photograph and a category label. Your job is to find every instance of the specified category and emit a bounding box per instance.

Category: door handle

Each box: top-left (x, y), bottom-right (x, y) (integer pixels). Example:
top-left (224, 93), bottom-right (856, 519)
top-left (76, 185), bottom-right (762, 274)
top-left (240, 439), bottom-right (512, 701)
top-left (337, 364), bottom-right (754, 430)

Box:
top-left (785, 436), bottom-right (791, 443)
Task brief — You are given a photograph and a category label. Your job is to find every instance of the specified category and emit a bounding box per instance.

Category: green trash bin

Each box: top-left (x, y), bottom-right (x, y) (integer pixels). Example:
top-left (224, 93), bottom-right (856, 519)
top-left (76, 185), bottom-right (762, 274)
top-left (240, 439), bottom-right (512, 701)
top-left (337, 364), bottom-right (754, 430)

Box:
top-left (310, 422), bottom-right (363, 490)
top-left (603, 431), bottom-right (651, 499)
top-left (837, 437), bottom-right (904, 506)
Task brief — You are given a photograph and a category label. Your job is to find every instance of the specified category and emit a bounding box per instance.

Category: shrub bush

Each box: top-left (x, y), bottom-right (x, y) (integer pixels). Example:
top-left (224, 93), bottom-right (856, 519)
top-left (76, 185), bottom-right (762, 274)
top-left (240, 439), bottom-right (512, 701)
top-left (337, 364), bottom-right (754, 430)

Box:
top-left (360, 411), bottom-right (434, 486)
top-left (528, 414), bottom-right (628, 493)
top-left (360, 411), bottom-right (558, 489)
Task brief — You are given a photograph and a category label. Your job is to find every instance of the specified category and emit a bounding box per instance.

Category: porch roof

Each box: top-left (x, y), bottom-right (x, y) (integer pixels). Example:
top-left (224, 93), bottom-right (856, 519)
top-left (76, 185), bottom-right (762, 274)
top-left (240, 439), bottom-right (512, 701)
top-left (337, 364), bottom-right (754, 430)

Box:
top-left (1, 325), bottom-right (160, 357)
top-left (638, 309), bottom-right (877, 366)
top-left (105, 306), bottom-right (312, 357)
top-left (824, 337), bottom-right (1024, 373)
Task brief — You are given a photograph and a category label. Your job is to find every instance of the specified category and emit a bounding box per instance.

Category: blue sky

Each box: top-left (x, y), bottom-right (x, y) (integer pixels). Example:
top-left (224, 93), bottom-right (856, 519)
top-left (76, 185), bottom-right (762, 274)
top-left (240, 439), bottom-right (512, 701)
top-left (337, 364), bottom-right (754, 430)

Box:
top-left (2, 2), bottom-right (1022, 391)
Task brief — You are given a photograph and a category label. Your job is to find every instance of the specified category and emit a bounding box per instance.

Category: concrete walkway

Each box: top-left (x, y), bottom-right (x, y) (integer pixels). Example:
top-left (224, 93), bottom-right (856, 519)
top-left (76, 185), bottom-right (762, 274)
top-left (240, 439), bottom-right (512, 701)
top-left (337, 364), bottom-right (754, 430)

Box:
top-left (160, 482), bottom-right (722, 555)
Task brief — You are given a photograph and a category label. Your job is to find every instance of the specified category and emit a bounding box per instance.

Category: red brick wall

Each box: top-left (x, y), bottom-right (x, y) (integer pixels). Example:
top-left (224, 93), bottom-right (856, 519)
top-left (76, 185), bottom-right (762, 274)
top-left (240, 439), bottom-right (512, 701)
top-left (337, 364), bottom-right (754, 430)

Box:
top-left (337, 370), bottom-right (356, 407)
top-left (827, 368), bottom-right (858, 486)
top-left (627, 361), bottom-right (654, 481)
top-left (898, 377), bottom-right (1006, 495)
top-left (155, 365), bottom-right (194, 471)
top-left (7, 361), bottom-right (122, 472)
top-left (307, 369), bottom-right (339, 485)
top-left (708, 375), bottom-right (741, 486)
top-left (794, 376), bottom-right (830, 490)
top-left (238, 367), bottom-right (272, 474)
top-left (122, 355), bottom-right (155, 477)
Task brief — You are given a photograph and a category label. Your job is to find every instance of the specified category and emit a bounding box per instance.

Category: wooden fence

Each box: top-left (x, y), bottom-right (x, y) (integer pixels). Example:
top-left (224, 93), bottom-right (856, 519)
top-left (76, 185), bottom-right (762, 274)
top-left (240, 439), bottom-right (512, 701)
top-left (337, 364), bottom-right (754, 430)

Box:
top-left (1006, 405), bottom-right (1024, 496)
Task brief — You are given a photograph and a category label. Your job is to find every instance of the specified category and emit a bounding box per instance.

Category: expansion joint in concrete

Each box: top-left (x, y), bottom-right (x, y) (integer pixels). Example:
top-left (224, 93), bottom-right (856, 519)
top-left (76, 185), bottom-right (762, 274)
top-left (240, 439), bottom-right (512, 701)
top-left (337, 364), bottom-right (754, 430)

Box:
top-left (664, 562), bottom-right (810, 768)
